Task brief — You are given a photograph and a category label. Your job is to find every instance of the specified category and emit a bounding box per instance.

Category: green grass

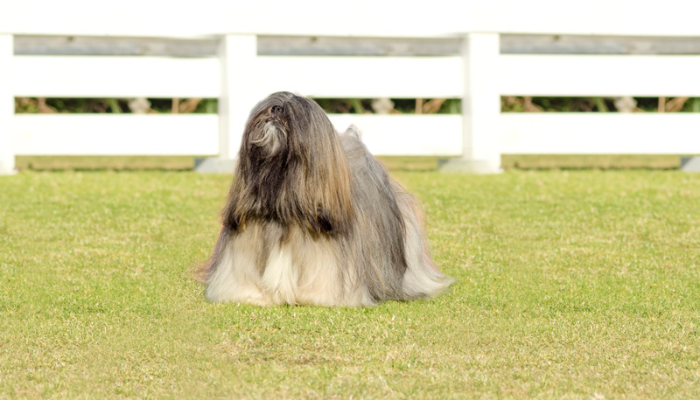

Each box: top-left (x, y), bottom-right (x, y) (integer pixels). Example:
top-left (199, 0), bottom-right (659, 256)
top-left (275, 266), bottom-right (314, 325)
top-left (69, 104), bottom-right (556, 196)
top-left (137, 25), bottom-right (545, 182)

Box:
top-left (1, 170), bottom-right (699, 399)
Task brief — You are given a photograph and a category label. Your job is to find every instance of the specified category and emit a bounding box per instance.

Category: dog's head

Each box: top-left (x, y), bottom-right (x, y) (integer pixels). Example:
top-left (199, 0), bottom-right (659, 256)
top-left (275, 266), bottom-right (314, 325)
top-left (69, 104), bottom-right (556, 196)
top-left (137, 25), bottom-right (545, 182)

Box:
top-left (226, 92), bottom-right (355, 234)
top-left (244, 92), bottom-right (335, 161)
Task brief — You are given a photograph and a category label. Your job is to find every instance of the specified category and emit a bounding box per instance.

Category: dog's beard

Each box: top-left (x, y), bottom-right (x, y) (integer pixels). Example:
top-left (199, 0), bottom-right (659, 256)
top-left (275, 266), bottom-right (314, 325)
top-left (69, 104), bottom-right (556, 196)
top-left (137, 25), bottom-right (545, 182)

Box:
top-left (250, 121), bottom-right (287, 158)
top-left (199, 91), bottom-right (455, 306)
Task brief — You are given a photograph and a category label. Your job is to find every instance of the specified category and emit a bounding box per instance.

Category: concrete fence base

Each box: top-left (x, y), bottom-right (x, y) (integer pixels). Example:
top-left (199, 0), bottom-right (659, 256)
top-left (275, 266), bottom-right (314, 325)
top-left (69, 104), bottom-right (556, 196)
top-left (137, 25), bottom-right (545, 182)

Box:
top-left (680, 157), bottom-right (700, 172)
top-left (439, 159), bottom-right (503, 174)
top-left (194, 158), bottom-right (237, 174)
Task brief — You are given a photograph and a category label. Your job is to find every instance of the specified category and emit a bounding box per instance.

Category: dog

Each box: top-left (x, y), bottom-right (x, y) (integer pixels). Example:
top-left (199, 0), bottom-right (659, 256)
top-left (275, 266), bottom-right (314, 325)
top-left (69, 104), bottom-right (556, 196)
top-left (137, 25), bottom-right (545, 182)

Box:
top-left (199, 92), bottom-right (454, 306)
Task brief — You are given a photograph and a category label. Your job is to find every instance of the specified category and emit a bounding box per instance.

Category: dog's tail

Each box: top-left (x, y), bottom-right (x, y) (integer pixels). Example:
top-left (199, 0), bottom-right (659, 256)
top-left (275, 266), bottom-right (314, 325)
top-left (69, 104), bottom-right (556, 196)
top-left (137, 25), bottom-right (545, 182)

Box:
top-left (392, 183), bottom-right (455, 299)
top-left (341, 124), bottom-right (362, 140)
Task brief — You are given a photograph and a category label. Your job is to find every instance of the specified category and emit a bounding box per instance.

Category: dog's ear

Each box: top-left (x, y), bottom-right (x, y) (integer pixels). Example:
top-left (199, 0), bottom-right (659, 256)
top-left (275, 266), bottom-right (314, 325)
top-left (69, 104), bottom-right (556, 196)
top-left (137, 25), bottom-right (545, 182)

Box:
top-left (304, 207), bottom-right (337, 234)
top-left (304, 159), bottom-right (355, 235)
top-left (221, 174), bottom-right (251, 231)
top-left (221, 196), bottom-right (240, 230)
top-left (282, 96), bottom-right (356, 235)
top-left (316, 128), bottom-right (356, 235)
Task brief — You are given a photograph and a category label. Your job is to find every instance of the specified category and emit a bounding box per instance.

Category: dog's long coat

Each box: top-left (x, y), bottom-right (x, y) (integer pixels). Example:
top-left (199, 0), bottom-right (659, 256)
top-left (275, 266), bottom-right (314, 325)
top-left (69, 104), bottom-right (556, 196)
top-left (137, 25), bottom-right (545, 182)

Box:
top-left (200, 92), bottom-right (454, 306)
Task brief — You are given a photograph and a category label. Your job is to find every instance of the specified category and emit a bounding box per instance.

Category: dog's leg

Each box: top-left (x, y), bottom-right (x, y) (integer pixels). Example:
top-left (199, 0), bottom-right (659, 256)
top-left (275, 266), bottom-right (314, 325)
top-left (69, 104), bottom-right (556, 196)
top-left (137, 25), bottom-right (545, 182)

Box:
top-left (204, 227), bottom-right (272, 305)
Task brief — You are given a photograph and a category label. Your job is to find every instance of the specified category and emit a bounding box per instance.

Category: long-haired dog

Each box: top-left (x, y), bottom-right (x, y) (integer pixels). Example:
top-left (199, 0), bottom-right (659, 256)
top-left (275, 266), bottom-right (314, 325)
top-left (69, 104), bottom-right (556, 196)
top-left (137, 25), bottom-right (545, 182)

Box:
top-left (199, 92), bottom-right (454, 306)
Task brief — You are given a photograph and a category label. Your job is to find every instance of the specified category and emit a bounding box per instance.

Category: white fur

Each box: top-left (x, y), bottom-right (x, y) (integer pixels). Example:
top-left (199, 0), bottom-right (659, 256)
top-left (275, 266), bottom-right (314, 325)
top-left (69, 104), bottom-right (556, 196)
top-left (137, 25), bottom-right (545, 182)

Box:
top-left (205, 223), bottom-right (375, 307)
top-left (260, 247), bottom-right (297, 304)
top-left (250, 122), bottom-right (286, 156)
top-left (204, 238), bottom-right (267, 305)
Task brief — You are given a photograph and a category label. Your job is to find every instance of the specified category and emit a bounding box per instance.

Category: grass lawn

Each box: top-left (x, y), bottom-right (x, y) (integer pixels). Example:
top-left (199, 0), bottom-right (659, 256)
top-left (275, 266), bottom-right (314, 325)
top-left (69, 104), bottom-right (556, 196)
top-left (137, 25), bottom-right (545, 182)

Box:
top-left (1, 170), bottom-right (698, 399)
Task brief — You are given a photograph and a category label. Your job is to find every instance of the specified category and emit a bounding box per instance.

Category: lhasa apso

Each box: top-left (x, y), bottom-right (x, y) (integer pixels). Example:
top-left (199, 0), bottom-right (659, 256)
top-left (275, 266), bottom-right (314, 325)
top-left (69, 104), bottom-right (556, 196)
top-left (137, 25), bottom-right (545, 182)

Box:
top-left (199, 92), bottom-right (454, 306)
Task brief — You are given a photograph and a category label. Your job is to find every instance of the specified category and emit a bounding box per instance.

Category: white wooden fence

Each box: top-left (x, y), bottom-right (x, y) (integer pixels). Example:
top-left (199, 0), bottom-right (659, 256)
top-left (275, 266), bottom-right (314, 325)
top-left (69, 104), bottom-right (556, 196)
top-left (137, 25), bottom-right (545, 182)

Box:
top-left (2, 2), bottom-right (700, 174)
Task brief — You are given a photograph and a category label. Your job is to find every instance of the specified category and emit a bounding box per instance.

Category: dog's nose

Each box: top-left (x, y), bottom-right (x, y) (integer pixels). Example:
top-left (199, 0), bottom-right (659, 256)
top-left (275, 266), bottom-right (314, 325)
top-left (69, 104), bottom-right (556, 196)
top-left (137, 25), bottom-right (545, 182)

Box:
top-left (271, 105), bottom-right (283, 115)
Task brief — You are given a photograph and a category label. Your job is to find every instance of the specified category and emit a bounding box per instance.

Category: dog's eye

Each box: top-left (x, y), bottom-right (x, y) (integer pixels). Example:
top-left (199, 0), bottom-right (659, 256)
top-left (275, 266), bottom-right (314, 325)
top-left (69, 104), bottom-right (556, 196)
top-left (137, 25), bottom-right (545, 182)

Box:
top-left (271, 105), bottom-right (283, 115)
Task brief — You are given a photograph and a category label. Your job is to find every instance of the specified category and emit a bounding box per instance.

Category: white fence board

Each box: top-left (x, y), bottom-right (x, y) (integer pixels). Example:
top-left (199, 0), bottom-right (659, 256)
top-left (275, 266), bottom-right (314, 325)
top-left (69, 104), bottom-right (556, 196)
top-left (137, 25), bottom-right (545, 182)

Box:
top-left (218, 35), bottom-right (258, 159)
top-left (13, 114), bottom-right (219, 155)
top-left (12, 113), bottom-right (700, 157)
top-left (13, 55), bottom-right (462, 99)
top-left (13, 56), bottom-right (220, 98)
top-left (255, 57), bottom-right (462, 99)
top-left (329, 114), bottom-right (462, 156)
top-left (20, 54), bottom-right (700, 101)
top-left (14, 113), bottom-right (700, 156)
top-left (500, 55), bottom-right (700, 96)
top-left (3, 2), bottom-right (700, 38)
top-left (500, 113), bottom-right (700, 154)
top-left (12, 114), bottom-right (461, 157)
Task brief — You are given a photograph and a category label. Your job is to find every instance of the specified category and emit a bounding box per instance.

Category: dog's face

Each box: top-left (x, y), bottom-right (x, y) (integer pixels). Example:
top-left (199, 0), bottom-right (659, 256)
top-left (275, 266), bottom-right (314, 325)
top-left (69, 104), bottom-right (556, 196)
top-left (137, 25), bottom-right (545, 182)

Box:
top-left (243, 92), bottom-right (337, 165)
top-left (226, 92), bottom-right (355, 235)
top-left (249, 103), bottom-right (287, 158)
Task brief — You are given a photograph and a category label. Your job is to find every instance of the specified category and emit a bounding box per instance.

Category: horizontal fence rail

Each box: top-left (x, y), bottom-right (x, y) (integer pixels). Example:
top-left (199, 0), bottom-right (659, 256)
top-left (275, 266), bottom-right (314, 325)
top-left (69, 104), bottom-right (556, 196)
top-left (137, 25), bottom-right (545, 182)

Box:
top-left (13, 56), bottom-right (221, 98)
top-left (13, 114), bottom-right (700, 156)
top-left (12, 55), bottom-right (463, 99)
top-left (12, 114), bottom-right (463, 157)
top-left (256, 57), bottom-right (463, 99)
top-left (500, 114), bottom-right (700, 154)
top-left (500, 55), bottom-right (700, 97)
top-left (13, 115), bottom-right (219, 156)
top-left (15, 54), bottom-right (700, 99)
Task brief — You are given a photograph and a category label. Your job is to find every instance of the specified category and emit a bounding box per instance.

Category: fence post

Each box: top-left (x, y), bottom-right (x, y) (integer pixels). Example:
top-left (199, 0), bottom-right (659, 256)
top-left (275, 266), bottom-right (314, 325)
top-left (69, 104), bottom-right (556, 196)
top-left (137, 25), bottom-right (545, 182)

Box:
top-left (440, 33), bottom-right (502, 173)
top-left (195, 34), bottom-right (257, 173)
top-left (0, 34), bottom-right (15, 175)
